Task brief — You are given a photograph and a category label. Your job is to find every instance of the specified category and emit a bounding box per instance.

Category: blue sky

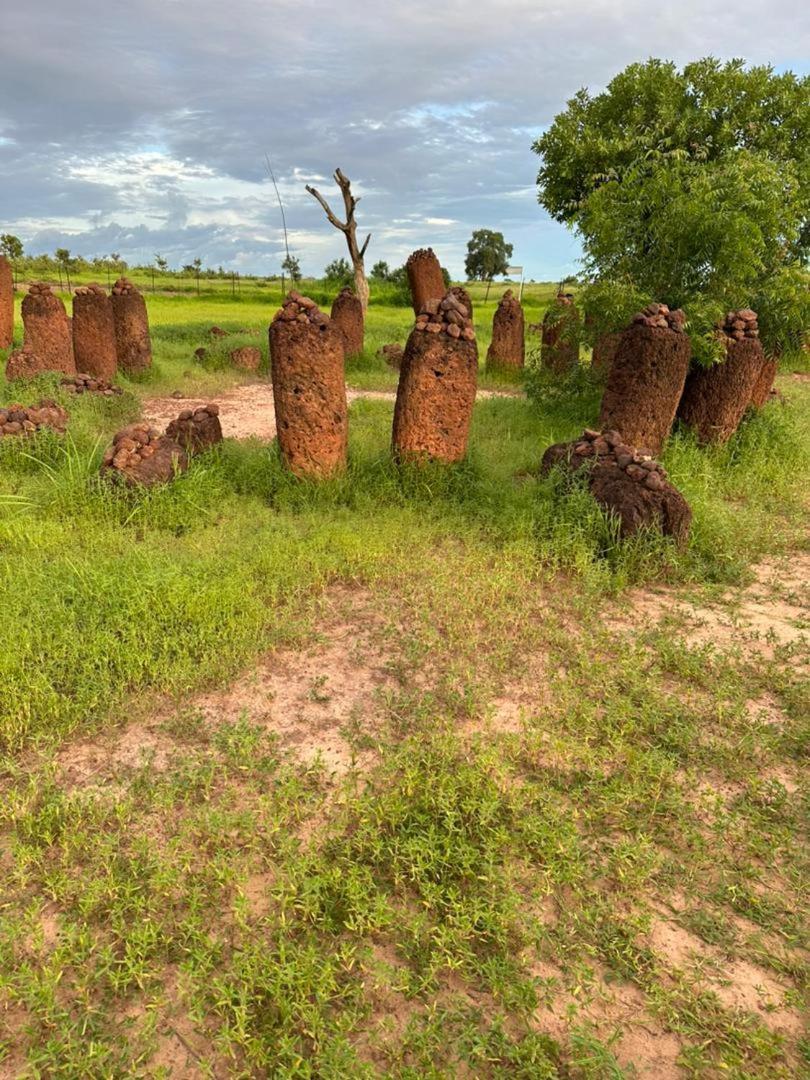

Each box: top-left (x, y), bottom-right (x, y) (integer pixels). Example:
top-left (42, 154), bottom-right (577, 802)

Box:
top-left (1, 1), bottom-right (808, 281)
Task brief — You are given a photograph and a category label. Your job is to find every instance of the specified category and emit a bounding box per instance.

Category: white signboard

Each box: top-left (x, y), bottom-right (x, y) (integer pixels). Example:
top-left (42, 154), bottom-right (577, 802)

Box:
top-left (505, 266), bottom-right (524, 300)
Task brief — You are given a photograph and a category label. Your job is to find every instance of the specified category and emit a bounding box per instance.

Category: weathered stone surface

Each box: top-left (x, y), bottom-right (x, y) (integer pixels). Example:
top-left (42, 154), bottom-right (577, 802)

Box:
top-left (165, 404), bottom-right (222, 456)
top-left (330, 287), bottom-right (364, 356)
top-left (61, 372), bottom-right (123, 396)
top-left (486, 289), bottom-right (524, 372)
top-left (405, 248), bottom-right (446, 315)
top-left (591, 331), bottom-right (622, 377)
top-left (541, 428), bottom-right (691, 544)
top-left (393, 293), bottom-right (478, 464)
top-left (269, 292), bottom-right (348, 478)
top-left (0, 255), bottom-right (13, 349)
top-left (377, 343), bottom-right (404, 369)
top-left (21, 283), bottom-right (75, 375)
top-left (72, 283), bottom-right (117, 380)
top-left (750, 356), bottom-right (779, 408)
top-left (678, 335), bottom-right (764, 444)
top-left (229, 346), bottom-right (261, 371)
top-left (102, 422), bottom-right (188, 487)
top-left (0, 399), bottom-right (68, 439)
top-left (541, 294), bottom-right (580, 373)
top-left (110, 278), bottom-right (152, 375)
top-left (5, 347), bottom-right (44, 381)
top-left (447, 286), bottom-right (473, 323)
top-left (598, 318), bottom-right (691, 455)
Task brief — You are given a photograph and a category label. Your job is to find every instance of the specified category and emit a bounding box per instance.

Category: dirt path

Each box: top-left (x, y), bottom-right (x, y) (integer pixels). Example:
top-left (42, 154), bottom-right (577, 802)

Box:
top-left (143, 382), bottom-right (522, 441)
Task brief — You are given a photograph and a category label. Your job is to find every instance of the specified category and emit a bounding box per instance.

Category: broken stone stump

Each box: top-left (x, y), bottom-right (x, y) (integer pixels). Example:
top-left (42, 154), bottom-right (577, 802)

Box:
top-left (486, 289), bottom-right (524, 372)
top-left (229, 345), bottom-right (261, 372)
top-left (0, 255), bottom-right (13, 349)
top-left (0, 399), bottom-right (68, 439)
top-left (102, 422), bottom-right (188, 487)
top-left (377, 343), bottom-right (404, 369)
top-left (269, 292), bottom-right (348, 478)
top-left (165, 404), bottom-right (223, 456)
top-left (541, 294), bottom-right (580, 374)
top-left (598, 303), bottom-right (690, 455)
top-left (405, 248), bottom-right (446, 315)
top-left (330, 287), bottom-right (364, 357)
top-left (678, 310), bottom-right (764, 444)
top-left (21, 283), bottom-right (75, 375)
top-left (110, 277), bottom-right (152, 375)
top-left (5, 347), bottom-right (44, 381)
top-left (72, 283), bottom-right (118, 380)
top-left (393, 291), bottom-right (477, 464)
top-left (541, 427), bottom-right (691, 545)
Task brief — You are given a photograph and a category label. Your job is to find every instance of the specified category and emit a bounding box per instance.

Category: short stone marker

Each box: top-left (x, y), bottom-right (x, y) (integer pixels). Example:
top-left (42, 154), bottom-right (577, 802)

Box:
top-left (21, 283), bottom-right (75, 375)
top-left (110, 277), bottom-right (152, 375)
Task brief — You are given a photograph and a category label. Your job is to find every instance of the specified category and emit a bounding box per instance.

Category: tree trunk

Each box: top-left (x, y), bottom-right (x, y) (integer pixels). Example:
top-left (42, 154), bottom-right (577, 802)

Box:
top-left (306, 168), bottom-right (371, 312)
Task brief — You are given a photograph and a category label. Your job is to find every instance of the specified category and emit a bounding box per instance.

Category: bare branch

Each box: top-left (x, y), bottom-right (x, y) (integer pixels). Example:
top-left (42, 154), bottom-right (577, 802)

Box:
top-left (305, 185), bottom-right (347, 233)
top-left (359, 233), bottom-right (371, 258)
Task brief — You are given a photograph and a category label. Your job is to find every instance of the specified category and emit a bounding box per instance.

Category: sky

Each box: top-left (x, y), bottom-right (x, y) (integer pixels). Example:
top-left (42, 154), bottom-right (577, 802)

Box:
top-left (1, 1), bottom-right (808, 281)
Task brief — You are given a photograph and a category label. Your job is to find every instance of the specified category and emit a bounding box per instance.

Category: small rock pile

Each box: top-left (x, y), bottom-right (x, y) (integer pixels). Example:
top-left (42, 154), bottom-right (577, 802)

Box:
top-left (272, 291), bottom-right (330, 328)
top-left (720, 308), bottom-right (759, 342)
top-left (73, 283), bottom-right (105, 300)
top-left (631, 303), bottom-right (686, 332)
top-left (165, 404), bottom-right (222, 456)
top-left (414, 295), bottom-right (476, 341)
top-left (569, 428), bottom-right (670, 492)
top-left (102, 423), bottom-right (188, 487)
top-left (61, 373), bottom-right (123, 396)
top-left (110, 277), bottom-right (137, 298)
top-left (0, 400), bottom-right (68, 438)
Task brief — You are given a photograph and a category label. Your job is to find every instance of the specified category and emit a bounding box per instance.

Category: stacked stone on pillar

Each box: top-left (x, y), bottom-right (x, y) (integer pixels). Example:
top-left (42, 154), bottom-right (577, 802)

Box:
top-left (392, 290), bottom-right (477, 464)
top-left (102, 423), bottom-right (188, 487)
top-left (541, 293), bottom-right (580, 373)
top-left (21, 283), bottom-right (75, 374)
top-left (405, 248), bottom-right (446, 315)
top-left (165, 405), bottom-right (223, 456)
top-left (486, 289), bottom-right (524, 372)
top-left (0, 255), bottom-right (13, 349)
top-left (269, 292), bottom-right (348, 478)
top-left (330, 287), bottom-right (364, 356)
top-left (72, 283), bottom-right (117, 380)
top-left (678, 309), bottom-right (765, 443)
top-left (448, 285), bottom-right (473, 323)
top-left (598, 303), bottom-right (690, 456)
top-left (110, 277), bottom-right (152, 375)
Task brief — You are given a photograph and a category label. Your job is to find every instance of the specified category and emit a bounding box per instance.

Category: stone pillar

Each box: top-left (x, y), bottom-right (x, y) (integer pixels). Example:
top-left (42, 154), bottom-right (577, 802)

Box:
top-left (591, 331), bottom-right (622, 377)
top-left (269, 292), bottom-right (348, 478)
top-left (678, 310), bottom-right (764, 444)
top-left (392, 291), bottom-right (477, 464)
top-left (541, 294), bottom-right (580, 373)
top-left (110, 277), bottom-right (152, 375)
top-left (405, 248), bottom-right (446, 315)
top-left (21, 283), bottom-right (75, 374)
top-left (72, 283), bottom-right (117, 380)
top-left (598, 303), bottom-right (690, 456)
top-left (330, 287), bottom-right (364, 356)
top-left (750, 356), bottom-right (779, 408)
top-left (486, 289), bottom-right (524, 372)
top-left (0, 255), bottom-right (13, 349)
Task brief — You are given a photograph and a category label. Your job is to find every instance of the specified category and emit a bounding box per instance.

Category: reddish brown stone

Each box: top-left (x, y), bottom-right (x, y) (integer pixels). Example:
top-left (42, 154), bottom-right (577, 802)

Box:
top-left (378, 343), bottom-right (404, 369)
top-left (72, 283), bottom-right (117, 380)
top-left (269, 294), bottom-right (347, 478)
top-left (598, 323), bottom-right (691, 455)
top-left (229, 346), bottom-right (261, 371)
top-left (448, 286), bottom-right (473, 323)
top-left (486, 289), bottom-right (524, 372)
top-left (750, 355), bottom-right (779, 408)
top-left (110, 278), bottom-right (152, 375)
top-left (0, 399), bottom-right (68, 438)
top-left (330, 287), bottom-right (364, 356)
top-left (5, 347), bottom-right (43, 381)
top-left (21, 283), bottom-right (75, 374)
top-left (541, 295), bottom-right (580, 373)
top-left (591, 331), bottom-right (622, 377)
top-left (102, 422), bottom-right (188, 487)
top-left (61, 373), bottom-right (122, 396)
top-left (405, 248), bottom-right (446, 315)
top-left (393, 300), bottom-right (478, 464)
top-left (678, 337), bottom-right (764, 444)
top-left (0, 255), bottom-right (13, 349)
top-left (165, 404), bottom-right (223, 456)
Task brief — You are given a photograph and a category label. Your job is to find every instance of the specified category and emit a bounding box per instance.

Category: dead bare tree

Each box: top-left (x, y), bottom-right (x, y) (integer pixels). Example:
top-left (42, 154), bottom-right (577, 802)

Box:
top-left (305, 169), bottom-right (370, 311)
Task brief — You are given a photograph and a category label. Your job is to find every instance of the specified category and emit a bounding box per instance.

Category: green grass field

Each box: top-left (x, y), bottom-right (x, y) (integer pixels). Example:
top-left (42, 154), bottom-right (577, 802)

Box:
top-left (0, 283), bottom-right (808, 1077)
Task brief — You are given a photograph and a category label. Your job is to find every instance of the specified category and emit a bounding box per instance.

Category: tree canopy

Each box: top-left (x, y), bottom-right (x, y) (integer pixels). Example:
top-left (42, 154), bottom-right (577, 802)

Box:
top-left (323, 257), bottom-right (353, 284)
top-left (464, 230), bottom-right (513, 282)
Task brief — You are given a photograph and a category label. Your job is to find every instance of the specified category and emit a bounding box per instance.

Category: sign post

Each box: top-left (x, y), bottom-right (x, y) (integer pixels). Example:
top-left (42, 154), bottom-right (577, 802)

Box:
top-left (505, 265), bottom-right (524, 302)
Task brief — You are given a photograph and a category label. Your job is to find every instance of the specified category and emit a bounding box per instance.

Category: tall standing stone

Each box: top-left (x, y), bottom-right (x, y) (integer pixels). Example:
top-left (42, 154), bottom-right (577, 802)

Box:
top-left (21, 283), bottom-right (75, 374)
top-left (110, 277), bottom-right (152, 375)
top-left (405, 248), bottom-right (446, 315)
top-left (598, 304), bottom-right (690, 456)
top-left (0, 255), bottom-right (13, 349)
top-left (541, 294), bottom-right (580, 373)
top-left (330, 287), bottom-right (364, 356)
top-left (393, 291), bottom-right (477, 464)
top-left (269, 292), bottom-right (348, 478)
top-left (486, 290), bottom-right (524, 372)
top-left (72, 284), bottom-right (117, 380)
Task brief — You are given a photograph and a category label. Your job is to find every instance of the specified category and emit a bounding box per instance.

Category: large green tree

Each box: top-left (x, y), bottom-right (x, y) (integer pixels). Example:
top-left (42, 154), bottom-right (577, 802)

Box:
top-left (534, 58), bottom-right (810, 361)
top-left (465, 230), bottom-right (513, 299)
